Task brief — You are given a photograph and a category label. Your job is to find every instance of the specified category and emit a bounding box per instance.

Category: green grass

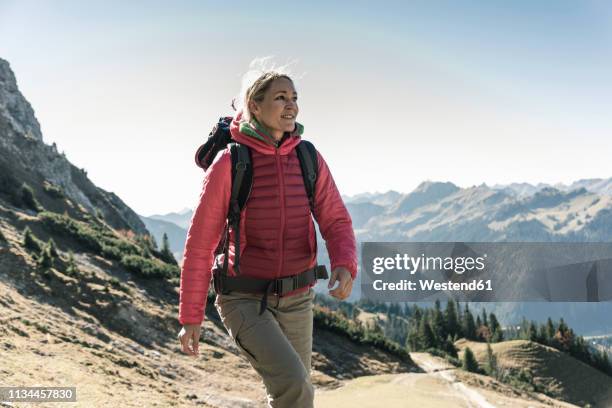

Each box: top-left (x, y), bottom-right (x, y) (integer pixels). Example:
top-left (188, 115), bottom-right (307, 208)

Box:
top-left (37, 210), bottom-right (178, 279)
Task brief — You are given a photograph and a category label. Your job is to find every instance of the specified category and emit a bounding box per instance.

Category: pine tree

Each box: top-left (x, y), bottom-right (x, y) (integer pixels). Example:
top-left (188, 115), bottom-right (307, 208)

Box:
top-left (444, 334), bottom-right (458, 358)
top-left (489, 313), bottom-right (503, 342)
top-left (462, 304), bottom-right (477, 340)
top-left (546, 317), bottom-right (556, 344)
top-left (160, 232), bottom-right (177, 265)
top-left (432, 299), bottom-right (446, 342)
top-left (418, 318), bottom-right (435, 350)
top-left (527, 322), bottom-right (538, 342)
top-left (481, 308), bottom-right (488, 327)
top-left (484, 341), bottom-right (498, 377)
top-left (462, 347), bottom-right (480, 373)
top-left (445, 300), bottom-right (460, 338)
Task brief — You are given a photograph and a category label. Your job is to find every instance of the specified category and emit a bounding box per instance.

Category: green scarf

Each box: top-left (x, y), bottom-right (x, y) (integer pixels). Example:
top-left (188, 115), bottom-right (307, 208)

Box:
top-left (239, 117), bottom-right (304, 147)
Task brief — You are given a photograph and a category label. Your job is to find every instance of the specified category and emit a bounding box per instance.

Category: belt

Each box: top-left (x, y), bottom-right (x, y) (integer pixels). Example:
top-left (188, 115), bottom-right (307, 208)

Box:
top-left (213, 265), bottom-right (328, 314)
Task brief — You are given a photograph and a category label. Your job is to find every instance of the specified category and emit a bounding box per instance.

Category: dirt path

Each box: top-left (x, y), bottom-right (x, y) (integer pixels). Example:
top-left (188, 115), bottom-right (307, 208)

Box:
top-left (410, 353), bottom-right (495, 408)
top-left (315, 352), bottom-right (577, 408)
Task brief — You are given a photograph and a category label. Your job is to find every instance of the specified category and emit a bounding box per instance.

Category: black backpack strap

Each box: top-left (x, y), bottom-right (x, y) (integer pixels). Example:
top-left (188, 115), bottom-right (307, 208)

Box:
top-left (221, 143), bottom-right (252, 276)
top-left (296, 140), bottom-right (319, 215)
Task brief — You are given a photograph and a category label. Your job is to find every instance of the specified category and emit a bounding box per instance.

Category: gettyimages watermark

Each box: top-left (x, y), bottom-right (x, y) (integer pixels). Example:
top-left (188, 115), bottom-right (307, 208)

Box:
top-left (361, 242), bottom-right (612, 302)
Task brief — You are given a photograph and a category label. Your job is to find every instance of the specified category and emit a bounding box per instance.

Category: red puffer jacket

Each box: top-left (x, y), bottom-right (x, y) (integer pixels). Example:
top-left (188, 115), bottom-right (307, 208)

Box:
top-left (179, 112), bottom-right (358, 325)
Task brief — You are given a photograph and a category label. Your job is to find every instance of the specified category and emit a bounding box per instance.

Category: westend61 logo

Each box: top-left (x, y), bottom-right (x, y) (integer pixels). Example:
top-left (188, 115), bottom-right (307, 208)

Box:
top-left (372, 253), bottom-right (487, 275)
top-left (361, 242), bottom-right (612, 302)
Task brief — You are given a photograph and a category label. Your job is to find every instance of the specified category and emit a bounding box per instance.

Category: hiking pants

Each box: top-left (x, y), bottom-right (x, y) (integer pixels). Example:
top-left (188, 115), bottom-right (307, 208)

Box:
top-left (214, 287), bottom-right (315, 408)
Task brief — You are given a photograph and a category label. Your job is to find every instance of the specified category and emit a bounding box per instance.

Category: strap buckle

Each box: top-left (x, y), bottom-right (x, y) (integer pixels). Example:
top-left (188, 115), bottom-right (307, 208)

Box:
top-left (275, 274), bottom-right (299, 296)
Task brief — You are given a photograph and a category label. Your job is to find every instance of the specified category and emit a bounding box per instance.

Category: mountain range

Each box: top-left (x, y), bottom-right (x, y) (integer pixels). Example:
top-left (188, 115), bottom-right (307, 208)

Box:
top-left (152, 178), bottom-right (612, 335)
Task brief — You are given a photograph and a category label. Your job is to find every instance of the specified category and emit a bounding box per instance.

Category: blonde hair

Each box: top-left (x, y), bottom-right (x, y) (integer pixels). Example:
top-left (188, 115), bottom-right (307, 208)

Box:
top-left (234, 57), bottom-right (301, 122)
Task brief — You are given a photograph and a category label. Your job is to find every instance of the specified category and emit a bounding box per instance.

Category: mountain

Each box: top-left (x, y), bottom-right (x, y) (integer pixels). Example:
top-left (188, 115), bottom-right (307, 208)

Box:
top-left (0, 59), bottom-right (147, 235)
top-left (147, 208), bottom-right (193, 230)
top-left (343, 190), bottom-right (403, 206)
top-left (492, 178), bottom-right (612, 197)
top-left (161, 178), bottom-right (612, 334)
top-left (352, 183), bottom-right (612, 334)
top-left (139, 215), bottom-right (187, 261)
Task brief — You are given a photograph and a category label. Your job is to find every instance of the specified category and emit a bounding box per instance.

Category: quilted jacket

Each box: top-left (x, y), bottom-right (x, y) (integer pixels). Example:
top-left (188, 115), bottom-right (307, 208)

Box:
top-left (179, 111), bottom-right (357, 325)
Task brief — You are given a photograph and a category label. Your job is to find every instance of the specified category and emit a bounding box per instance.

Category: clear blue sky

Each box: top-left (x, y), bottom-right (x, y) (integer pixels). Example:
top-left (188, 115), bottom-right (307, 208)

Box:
top-left (1, 0), bottom-right (611, 216)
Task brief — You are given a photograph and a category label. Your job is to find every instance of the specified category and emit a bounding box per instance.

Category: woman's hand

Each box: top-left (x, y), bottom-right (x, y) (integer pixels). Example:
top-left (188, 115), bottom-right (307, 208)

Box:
top-left (178, 323), bottom-right (201, 357)
top-left (328, 267), bottom-right (353, 300)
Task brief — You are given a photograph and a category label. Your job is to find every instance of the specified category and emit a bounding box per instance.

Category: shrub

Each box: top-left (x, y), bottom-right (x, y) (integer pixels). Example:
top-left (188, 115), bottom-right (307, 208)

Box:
top-left (39, 212), bottom-right (102, 253)
top-left (120, 254), bottom-right (179, 279)
top-left (109, 277), bottom-right (121, 288)
top-left (37, 244), bottom-right (54, 270)
top-left (95, 208), bottom-right (104, 219)
top-left (65, 250), bottom-right (79, 276)
top-left (43, 181), bottom-right (64, 199)
top-left (46, 238), bottom-right (59, 258)
top-left (23, 226), bottom-right (42, 252)
top-left (313, 307), bottom-right (412, 361)
top-left (20, 183), bottom-right (42, 212)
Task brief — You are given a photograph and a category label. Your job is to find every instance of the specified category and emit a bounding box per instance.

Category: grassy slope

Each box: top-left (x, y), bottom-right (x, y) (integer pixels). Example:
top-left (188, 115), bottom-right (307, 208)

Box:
top-left (455, 338), bottom-right (612, 407)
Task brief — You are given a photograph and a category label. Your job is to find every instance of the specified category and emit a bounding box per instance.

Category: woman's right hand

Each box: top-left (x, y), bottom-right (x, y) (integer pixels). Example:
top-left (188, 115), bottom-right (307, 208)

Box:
top-left (178, 323), bottom-right (201, 357)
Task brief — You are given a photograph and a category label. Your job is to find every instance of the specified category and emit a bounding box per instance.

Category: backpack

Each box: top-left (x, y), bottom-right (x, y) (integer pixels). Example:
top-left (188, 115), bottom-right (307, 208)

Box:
top-left (195, 116), bottom-right (319, 277)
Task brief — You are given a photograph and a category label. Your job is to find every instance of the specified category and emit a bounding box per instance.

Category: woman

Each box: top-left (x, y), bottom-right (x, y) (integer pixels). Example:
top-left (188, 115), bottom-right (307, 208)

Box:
top-left (177, 68), bottom-right (357, 408)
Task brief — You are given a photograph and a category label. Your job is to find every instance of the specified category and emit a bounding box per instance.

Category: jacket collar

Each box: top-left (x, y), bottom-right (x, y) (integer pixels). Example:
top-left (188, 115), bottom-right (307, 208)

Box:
top-left (230, 111), bottom-right (303, 155)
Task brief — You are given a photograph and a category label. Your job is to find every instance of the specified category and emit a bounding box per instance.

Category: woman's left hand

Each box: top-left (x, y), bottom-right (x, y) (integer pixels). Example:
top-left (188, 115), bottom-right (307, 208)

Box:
top-left (328, 267), bottom-right (353, 300)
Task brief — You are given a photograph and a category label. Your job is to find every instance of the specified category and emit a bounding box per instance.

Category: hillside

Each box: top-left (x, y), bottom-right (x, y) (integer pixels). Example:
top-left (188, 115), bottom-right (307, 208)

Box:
top-left (455, 339), bottom-right (612, 407)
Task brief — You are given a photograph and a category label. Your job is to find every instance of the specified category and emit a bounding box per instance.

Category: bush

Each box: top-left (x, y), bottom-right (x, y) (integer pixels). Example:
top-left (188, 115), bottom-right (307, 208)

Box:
top-left (426, 347), bottom-right (461, 367)
top-left (497, 367), bottom-right (541, 393)
top-left (313, 307), bottom-right (412, 362)
top-left (20, 183), bottom-right (42, 212)
top-left (37, 211), bottom-right (180, 280)
top-left (43, 181), bottom-right (64, 199)
top-left (120, 254), bottom-right (179, 279)
top-left (46, 238), bottom-right (59, 258)
top-left (64, 250), bottom-right (79, 276)
top-left (37, 244), bottom-right (54, 270)
top-left (39, 212), bottom-right (102, 253)
top-left (23, 226), bottom-right (42, 252)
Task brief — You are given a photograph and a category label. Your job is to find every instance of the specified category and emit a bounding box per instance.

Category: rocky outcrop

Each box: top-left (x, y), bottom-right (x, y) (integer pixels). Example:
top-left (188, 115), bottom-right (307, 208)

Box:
top-left (0, 58), bottom-right (147, 235)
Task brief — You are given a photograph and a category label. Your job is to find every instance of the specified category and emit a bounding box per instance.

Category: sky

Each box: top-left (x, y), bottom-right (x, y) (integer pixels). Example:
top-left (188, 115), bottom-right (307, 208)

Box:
top-left (1, 0), bottom-right (611, 216)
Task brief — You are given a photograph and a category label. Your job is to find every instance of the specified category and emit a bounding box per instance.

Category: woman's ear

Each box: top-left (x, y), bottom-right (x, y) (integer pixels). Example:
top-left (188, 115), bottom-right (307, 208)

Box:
top-left (249, 100), bottom-right (259, 117)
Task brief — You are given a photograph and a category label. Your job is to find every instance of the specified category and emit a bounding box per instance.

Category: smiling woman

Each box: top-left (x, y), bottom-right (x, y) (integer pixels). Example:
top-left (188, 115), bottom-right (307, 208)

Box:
top-left (177, 59), bottom-right (358, 408)
top-left (245, 74), bottom-right (299, 143)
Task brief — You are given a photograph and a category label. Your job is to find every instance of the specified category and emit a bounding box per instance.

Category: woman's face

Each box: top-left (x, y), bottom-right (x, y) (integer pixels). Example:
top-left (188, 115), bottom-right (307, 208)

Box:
top-left (250, 77), bottom-right (299, 141)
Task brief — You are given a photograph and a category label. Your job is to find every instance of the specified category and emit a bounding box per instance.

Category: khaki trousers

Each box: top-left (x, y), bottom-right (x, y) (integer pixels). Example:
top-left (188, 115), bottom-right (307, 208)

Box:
top-left (214, 287), bottom-right (315, 408)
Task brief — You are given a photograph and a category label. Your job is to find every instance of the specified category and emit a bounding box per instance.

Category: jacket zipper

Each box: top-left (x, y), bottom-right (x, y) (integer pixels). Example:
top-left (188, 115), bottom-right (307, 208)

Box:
top-left (275, 146), bottom-right (285, 280)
